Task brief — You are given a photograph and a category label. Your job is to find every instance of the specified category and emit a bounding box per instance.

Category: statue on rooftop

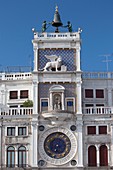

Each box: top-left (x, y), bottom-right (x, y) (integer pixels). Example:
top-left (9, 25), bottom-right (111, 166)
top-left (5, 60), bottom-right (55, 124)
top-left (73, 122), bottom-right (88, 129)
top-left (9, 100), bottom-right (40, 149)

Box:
top-left (67, 21), bottom-right (72, 32)
top-left (62, 21), bottom-right (73, 32)
top-left (42, 21), bottom-right (47, 32)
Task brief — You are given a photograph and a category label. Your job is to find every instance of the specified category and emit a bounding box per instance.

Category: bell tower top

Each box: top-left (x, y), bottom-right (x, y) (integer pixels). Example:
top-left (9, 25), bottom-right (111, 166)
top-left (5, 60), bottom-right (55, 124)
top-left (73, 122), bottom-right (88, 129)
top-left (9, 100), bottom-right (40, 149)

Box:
top-left (32, 6), bottom-right (82, 72)
top-left (51, 5), bottom-right (63, 32)
top-left (55, 5), bottom-right (58, 12)
top-left (32, 6), bottom-right (82, 34)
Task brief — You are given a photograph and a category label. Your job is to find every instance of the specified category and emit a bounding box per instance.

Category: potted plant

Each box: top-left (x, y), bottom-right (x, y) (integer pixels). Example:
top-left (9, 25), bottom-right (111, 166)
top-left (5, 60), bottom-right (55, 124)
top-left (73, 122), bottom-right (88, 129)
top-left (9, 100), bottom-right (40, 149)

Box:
top-left (23, 100), bottom-right (33, 115)
top-left (23, 99), bottom-right (33, 107)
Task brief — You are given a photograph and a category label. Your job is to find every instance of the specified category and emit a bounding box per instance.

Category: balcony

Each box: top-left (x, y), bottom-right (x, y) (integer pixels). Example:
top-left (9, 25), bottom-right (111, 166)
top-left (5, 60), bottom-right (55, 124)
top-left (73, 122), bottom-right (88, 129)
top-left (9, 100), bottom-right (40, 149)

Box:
top-left (83, 106), bottom-right (113, 115)
top-left (0, 107), bottom-right (33, 116)
top-left (0, 72), bottom-right (32, 80)
top-left (82, 72), bottom-right (113, 79)
top-left (33, 32), bottom-right (80, 40)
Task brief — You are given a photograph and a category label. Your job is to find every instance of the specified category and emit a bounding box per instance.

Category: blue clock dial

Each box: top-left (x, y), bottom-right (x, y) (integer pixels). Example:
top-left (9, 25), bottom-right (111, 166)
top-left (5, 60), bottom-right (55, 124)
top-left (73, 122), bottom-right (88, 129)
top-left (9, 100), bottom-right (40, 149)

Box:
top-left (44, 132), bottom-right (71, 159)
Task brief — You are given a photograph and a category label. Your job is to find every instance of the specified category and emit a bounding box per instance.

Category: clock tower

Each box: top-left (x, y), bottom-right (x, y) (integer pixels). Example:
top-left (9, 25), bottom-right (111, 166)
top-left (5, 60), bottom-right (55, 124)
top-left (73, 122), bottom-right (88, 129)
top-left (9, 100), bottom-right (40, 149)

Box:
top-left (32, 6), bottom-right (83, 169)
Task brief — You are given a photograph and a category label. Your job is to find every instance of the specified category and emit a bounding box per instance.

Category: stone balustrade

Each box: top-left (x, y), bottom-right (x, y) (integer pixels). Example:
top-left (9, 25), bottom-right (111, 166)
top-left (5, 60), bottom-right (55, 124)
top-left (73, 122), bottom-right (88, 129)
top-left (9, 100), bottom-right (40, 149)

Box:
top-left (34, 32), bottom-right (79, 40)
top-left (83, 106), bottom-right (113, 114)
top-left (82, 72), bottom-right (113, 79)
top-left (0, 72), bottom-right (32, 80)
top-left (0, 107), bottom-right (33, 116)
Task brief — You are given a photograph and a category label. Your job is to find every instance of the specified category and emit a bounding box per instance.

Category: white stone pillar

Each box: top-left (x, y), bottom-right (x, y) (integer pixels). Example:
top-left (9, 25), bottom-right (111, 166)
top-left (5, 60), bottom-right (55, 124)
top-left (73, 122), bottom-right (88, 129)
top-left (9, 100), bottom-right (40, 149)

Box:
top-left (97, 145), bottom-right (100, 167)
top-left (76, 81), bottom-right (82, 114)
top-left (111, 126), bottom-right (113, 166)
top-left (15, 126), bottom-right (18, 136)
top-left (26, 150), bottom-right (29, 167)
top-left (32, 122), bottom-right (38, 167)
top-left (49, 92), bottom-right (53, 110)
top-left (33, 81), bottom-right (38, 114)
top-left (107, 88), bottom-right (112, 107)
top-left (1, 90), bottom-right (5, 106)
top-left (76, 47), bottom-right (81, 71)
top-left (33, 47), bottom-right (38, 71)
top-left (96, 126), bottom-right (98, 135)
top-left (77, 120), bottom-right (83, 167)
top-left (15, 148), bottom-right (18, 167)
top-left (107, 145), bottom-right (110, 166)
top-left (61, 92), bottom-right (64, 110)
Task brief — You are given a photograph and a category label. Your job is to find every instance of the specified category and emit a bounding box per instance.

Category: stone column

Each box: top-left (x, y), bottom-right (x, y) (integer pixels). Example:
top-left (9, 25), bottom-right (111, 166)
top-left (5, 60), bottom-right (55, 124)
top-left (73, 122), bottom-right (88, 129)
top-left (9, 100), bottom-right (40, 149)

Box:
top-left (1, 89), bottom-right (6, 106)
top-left (33, 81), bottom-right (38, 114)
top-left (77, 119), bottom-right (83, 167)
top-left (107, 88), bottom-right (112, 107)
top-left (107, 144), bottom-right (110, 166)
top-left (61, 92), bottom-right (64, 110)
top-left (111, 126), bottom-right (113, 166)
top-left (33, 47), bottom-right (38, 71)
top-left (0, 118), bottom-right (3, 168)
top-left (49, 92), bottom-right (53, 110)
top-left (26, 149), bottom-right (29, 167)
top-left (96, 126), bottom-right (99, 135)
top-left (76, 47), bottom-right (81, 71)
top-left (97, 145), bottom-right (100, 167)
top-left (32, 122), bottom-right (38, 167)
top-left (15, 148), bottom-right (18, 167)
top-left (76, 81), bottom-right (82, 114)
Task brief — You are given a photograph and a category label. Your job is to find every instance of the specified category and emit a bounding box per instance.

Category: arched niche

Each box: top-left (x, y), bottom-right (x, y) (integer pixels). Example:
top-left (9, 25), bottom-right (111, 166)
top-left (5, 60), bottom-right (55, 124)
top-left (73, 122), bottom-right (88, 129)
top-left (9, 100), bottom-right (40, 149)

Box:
top-left (49, 85), bottom-right (65, 111)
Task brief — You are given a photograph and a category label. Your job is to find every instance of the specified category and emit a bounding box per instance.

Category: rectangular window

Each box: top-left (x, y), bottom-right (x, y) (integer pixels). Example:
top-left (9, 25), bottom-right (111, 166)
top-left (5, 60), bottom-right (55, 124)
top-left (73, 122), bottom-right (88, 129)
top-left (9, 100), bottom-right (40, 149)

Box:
top-left (67, 99), bottom-right (74, 112)
top-left (99, 126), bottom-right (107, 134)
top-left (96, 89), bottom-right (104, 98)
top-left (20, 90), bottom-right (28, 99)
top-left (9, 91), bottom-right (18, 99)
top-left (85, 104), bottom-right (94, 107)
top-left (18, 127), bottom-right (26, 136)
top-left (7, 127), bottom-right (15, 136)
top-left (85, 89), bottom-right (93, 98)
top-left (87, 126), bottom-right (96, 135)
top-left (41, 99), bottom-right (48, 112)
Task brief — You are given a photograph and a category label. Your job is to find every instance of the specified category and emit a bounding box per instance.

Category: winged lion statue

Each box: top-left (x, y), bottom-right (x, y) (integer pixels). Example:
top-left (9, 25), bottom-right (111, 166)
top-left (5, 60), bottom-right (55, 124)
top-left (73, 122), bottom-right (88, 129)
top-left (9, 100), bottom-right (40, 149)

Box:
top-left (39, 55), bottom-right (62, 71)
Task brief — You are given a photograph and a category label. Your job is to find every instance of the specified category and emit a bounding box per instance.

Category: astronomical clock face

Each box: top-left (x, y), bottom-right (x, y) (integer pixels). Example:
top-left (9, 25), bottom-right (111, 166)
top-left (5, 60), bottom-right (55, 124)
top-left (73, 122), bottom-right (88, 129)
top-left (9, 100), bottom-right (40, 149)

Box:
top-left (44, 132), bottom-right (71, 159)
top-left (39, 127), bottom-right (77, 165)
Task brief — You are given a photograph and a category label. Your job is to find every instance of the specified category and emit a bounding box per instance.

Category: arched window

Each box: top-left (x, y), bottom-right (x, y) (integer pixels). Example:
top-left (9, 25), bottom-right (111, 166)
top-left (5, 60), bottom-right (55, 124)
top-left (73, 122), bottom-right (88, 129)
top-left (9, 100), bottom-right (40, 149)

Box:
top-left (18, 146), bottom-right (26, 167)
top-left (100, 145), bottom-right (108, 166)
top-left (7, 146), bottom-right (15, 168)
top-left (88, 145), bottom-right (97, 166)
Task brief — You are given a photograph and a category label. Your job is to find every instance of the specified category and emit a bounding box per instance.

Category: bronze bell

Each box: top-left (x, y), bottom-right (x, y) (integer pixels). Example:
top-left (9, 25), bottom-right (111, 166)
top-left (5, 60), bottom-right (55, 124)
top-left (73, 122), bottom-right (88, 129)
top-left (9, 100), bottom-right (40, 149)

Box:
top-left (52, 6), bottom-right (63, 28)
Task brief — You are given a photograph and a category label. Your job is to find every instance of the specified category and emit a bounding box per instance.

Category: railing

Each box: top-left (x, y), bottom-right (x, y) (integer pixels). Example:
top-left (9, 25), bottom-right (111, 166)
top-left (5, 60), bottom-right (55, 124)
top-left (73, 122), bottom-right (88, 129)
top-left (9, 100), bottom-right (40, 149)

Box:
top-left (0, 107), bottom-right (33, 116)
top-left (34, 32), bottom-right (80, 39)
top-left (0, 72), bottom-right (32, 80)
top-left (83, 106), bottom-right (113, 114)
top-left (1, 106), bottom-right (112, 115)
top-left (82, 72), bottom-right (113, 79)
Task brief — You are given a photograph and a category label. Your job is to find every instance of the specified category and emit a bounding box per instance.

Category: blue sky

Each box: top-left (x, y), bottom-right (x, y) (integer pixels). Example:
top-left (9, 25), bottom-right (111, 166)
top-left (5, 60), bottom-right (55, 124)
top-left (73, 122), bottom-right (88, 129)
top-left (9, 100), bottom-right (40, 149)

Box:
top-left (0, 0), bottom-right (113, 72)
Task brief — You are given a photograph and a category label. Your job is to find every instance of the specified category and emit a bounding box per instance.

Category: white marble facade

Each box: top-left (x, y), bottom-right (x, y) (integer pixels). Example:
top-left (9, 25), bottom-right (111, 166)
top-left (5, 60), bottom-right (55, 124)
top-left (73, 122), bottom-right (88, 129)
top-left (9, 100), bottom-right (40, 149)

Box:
top-left (0, 28), bottom-right (113, 170)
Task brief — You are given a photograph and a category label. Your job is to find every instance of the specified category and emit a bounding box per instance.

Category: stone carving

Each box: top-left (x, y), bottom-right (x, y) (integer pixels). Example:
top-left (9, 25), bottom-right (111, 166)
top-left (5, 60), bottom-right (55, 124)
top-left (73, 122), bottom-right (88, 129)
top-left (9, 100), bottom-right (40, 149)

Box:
top-left (53, 94), bottom-right (61, 110)
top-left (40, 55), bottom-right (62, 71)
